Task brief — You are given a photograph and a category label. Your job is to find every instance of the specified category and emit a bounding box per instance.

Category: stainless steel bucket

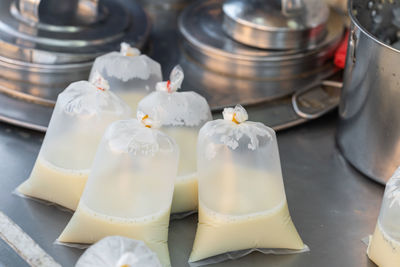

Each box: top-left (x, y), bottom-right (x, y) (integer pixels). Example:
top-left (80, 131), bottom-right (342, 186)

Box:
top-left (337, 0), bottom-right (400, 184)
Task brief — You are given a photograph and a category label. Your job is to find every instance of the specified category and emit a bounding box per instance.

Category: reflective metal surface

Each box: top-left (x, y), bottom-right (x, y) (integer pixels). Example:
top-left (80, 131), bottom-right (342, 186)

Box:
top-left (179, 50), bottom-right (339, 108)
top-left (0, 89), bottom-right (51, 132)
top-left (179, 0), bottom-right (344, 80)
top-left (1, 0), bottom-right (149, 64)
top-left (0, 55), bottom-right (92, 105)
top-left (0, 0), bottom-right (150, 129)
top-left (292, 80), bottom-right (342, 120)
top-left (17, 0), bottom-right (100, 25)
top-left (0, 0), bottom-right (344, 133)
top-left (222, 0), bottom-right (330, 50)
top-left (337, 0), bottom-right (400, 184)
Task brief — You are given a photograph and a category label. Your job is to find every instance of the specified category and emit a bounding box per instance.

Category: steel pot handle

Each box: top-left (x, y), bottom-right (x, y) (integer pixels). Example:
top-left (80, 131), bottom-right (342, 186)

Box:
top-left (17, 0), bottom-right (99, 23)
top-left (292, 80), bottom-right (343, 120)
top-left (349, 28), bottom-right (359, 63)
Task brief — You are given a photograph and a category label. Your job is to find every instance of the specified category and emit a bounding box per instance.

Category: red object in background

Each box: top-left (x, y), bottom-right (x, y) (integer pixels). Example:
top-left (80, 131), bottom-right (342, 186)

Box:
top-left (334, 31), bottom-right (349, 69)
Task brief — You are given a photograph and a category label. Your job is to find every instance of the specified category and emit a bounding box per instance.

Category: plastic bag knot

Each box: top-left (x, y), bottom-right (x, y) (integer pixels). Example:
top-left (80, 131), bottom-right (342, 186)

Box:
top-left (137, 111), bottom-right (160, 129)
top-left (156, 65), bottom-right (184, 93)
top-left (90, 71), bottom-right (110, 91)
top-left (223, 104), bottom-right (248, 124)
top-left (120, 42), bottom-right (141, 57)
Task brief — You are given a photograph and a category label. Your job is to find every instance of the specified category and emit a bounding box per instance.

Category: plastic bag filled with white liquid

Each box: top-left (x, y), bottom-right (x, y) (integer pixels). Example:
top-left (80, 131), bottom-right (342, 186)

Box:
top-left (75, 236), bottom-right (162, 267)
top-left (17, 74), bottom-right (132, 210)
top-left (367, 168), bottom-right (400, 266)
top-left (138, 65), bottom-right (212, 214)
top-left (58, 114), bottom-right (179, 267)
top-left (89, 42), bottom-right (162, 112)
top-left (189, 105), bottom-right (307, 264)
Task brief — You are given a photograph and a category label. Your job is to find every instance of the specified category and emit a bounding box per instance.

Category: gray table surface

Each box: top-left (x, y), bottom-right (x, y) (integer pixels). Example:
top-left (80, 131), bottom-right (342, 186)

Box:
top-left (0, 110), bottom-right (382, 267)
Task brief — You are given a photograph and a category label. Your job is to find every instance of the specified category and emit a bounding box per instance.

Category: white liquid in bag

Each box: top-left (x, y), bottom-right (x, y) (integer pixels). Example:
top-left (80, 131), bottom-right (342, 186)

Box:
top-left (368, 223), bottom-right (400, 267)
top-left (189, 167), bottom-right (305, 262)
top-left (59, 203), bottom-right (171, 267)
top-left (18, 156), bottom-right (88, 210)
top-left (163, 127), bottom-right (199, 213)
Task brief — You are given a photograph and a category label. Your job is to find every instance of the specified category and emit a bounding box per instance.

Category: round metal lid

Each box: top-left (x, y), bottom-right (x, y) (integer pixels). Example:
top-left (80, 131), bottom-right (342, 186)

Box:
top-left (0, 0), bottom-right (150, 64)
top-left (179, 0), bottom-right (344, 78)
top-left (222, 0), bottom-right (330, 49)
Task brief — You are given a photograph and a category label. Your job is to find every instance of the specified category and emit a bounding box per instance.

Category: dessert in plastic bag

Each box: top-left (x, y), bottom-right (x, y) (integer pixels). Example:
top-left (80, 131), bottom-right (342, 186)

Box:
top-left (58, 113), bottom-right (179, 267)
top-left (367, 168), bottom-right (400, 267)
top-left (89, 42), bottom-right (162, 112)
top-left (138, 65), bottom-right (212, 214)
top-left (75, 236), bottom-right (162, 267)
top-left (189, 105), bottom-right (307, 264)
top-left (17, 74), bottom-right (132, 210)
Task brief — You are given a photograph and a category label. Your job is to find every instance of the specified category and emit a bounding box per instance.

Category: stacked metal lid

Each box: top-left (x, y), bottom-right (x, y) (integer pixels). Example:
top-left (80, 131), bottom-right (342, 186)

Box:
top-left (0, 0), bottom-right (150, 106)
top-left (179, 0), bottom-right (345, 103)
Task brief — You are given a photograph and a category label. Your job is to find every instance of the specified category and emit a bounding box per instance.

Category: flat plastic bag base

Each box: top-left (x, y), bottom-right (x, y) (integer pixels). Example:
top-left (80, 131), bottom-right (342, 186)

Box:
top-left (362, 235), bottom-right (370, 246)
top-left (13, 189), bottom-right (74, 214)
top-left (54, 240), bottom-right (90, 249)
top-left (189, 246), bottom-right (310, 267)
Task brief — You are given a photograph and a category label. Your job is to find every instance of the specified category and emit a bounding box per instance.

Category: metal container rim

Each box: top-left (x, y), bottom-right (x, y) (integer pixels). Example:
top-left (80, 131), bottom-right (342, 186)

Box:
top-left (348, 0), bottom-right (400, 53)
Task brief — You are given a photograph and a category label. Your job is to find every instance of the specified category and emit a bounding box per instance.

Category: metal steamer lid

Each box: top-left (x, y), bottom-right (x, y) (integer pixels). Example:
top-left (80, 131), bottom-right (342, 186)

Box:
top-left (0, 0), bottom-right (149, 108)
top-left (179, 0), bottom-right (344, 80)
top-left (0, 0), bottom-right (150, 64)
top-left (222, 0), bottom-right (330, 50)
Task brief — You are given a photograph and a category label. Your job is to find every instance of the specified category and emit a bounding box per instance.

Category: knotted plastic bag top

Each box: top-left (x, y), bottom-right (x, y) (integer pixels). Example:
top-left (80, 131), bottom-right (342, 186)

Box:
top-left (59, 71), bottom-right (131, 118)
top-left (89, 43), bottom-right (162, 83)
top-left (137, 65), bottom-right (212, 127)
top-left (203, 104), bottom-right (272, 152)
top-left (104, 112), bottom-right (176, 159)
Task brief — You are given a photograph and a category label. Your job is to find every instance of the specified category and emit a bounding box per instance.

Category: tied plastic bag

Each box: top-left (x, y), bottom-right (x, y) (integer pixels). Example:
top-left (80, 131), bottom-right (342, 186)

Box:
top-left (138, 65), bottom-right (212, 215)
top-left (89, 42), bottom-right (162, 112)
top-left (58, 113), bottom-right (179, 267)
top-left (189, 105), bottom-right (307, 265)
top-left (17, 73), bottom-right (132, 210)
top-left (367, 168), bottom-right (400, 267)
top-left (75, 236), bottom-right (162, 267)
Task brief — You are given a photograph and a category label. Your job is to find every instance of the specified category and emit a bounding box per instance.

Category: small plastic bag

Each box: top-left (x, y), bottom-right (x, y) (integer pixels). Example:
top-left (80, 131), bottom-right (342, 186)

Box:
top-left (75, 236), bottom-right (162, 267)
top-left (367, 168), bottom-right (400, 266)
top-left (89, 42), bottom-right (162, 112)
top-left (189, 105), bottom-right (307, 264)
top-left (17, 74), bottom-right (132, 210)
top-left (58, 114), bottom-right (179, 267)
top-left (138, 65), bottom-right (212, 215)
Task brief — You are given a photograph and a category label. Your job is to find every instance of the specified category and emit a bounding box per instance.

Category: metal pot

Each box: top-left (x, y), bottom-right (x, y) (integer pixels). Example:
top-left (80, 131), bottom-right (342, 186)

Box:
top-left (337, 0), bottom-right (400, 184)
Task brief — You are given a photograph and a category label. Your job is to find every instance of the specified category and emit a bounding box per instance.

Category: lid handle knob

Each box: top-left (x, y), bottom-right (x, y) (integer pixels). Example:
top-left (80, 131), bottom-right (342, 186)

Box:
top-left (281, 0), bottom-right (304, 16)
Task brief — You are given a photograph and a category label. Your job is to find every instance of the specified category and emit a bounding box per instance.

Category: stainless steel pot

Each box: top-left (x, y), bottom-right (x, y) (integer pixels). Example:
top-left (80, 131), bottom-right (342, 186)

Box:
top-left (337, 0), bottom-right (400, 184)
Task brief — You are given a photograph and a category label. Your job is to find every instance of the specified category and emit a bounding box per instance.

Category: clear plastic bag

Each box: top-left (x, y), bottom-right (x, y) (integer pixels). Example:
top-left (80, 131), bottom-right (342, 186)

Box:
top-left (189, 105), bottom-right (307, 264)
top-left (17, 74), bottom-right (132, 210)
top-left (89, 42), bottom-right (162, 112)
top-left (138, 65), bottom-right (212, 215)
top-left (75, 236), bottom-right (162, 267)
top-left (58, 114), bottom-right (179, 267)
top-left (367, 167), bottom-right (400, 266)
